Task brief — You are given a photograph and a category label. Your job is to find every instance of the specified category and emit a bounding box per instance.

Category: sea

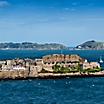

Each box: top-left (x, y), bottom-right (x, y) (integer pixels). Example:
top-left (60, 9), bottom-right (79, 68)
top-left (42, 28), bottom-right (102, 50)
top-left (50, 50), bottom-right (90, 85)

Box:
top-left (0, 50), bottom-right (104, 104)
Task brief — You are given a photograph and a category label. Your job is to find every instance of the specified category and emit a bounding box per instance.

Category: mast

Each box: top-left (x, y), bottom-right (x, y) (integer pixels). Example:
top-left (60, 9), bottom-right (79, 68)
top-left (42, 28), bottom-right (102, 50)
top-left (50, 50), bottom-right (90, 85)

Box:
top-left (100, 56), bottom-right (103, 63)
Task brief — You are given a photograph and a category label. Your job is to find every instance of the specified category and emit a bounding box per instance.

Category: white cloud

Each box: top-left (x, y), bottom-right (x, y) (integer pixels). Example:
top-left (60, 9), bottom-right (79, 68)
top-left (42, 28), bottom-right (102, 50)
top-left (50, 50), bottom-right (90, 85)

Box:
top-left (0, 1), bottom-right (10, 7)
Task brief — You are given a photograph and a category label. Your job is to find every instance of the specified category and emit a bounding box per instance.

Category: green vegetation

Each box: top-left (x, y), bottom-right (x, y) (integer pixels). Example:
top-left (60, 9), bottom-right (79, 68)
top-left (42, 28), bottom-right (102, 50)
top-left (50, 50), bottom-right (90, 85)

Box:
top-left (52, 64), bottom-right (102, 73)
top-left (81, 68), bottom-right (102, 73)
top-left (53, 64), bottom-right (79, 73)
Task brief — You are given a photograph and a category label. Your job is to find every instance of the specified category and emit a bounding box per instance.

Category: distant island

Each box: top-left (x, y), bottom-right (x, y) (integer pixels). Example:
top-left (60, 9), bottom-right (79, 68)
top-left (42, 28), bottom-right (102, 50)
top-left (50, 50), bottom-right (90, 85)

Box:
top-left (0, 42), bottom-right (68, 50)
top-left (76, 40), bottom-right (104, 50)
top-left (1, 40), bottom-right (104, 50)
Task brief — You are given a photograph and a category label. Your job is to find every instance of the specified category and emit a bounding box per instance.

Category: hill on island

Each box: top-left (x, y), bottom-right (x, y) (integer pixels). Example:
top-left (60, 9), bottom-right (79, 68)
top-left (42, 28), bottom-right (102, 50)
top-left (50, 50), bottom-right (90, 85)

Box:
top-left (0, 42), bottom-right (69, 50)
top-left (76, 40), bottom-right (104, 50)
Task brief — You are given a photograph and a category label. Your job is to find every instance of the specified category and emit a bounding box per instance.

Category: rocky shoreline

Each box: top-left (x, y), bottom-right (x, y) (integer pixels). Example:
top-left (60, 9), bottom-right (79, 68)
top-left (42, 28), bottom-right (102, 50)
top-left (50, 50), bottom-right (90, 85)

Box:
top-left (0, 70), bottom-right (104, 80)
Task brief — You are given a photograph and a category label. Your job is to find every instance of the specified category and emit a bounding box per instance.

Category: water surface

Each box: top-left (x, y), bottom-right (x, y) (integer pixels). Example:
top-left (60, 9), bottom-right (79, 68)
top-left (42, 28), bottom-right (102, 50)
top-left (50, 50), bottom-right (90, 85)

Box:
top-left (0, 78), bottom-right (104, 104)
top-left (0, 50), bottom-right (104, 104)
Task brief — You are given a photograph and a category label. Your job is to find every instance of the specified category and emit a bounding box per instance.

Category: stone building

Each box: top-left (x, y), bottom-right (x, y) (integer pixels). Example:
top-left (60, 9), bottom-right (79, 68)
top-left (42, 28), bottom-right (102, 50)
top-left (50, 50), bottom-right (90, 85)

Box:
top-left (0, 54), bottom-right (101, 73)
top-left (42, 54), bottom-right (84, 64)
top-left (42, 54), bottom-right (85, 71)
top-left (42, 54), bottom-right (101, 71)
top-left (83, 62), bottom-right (100, 70)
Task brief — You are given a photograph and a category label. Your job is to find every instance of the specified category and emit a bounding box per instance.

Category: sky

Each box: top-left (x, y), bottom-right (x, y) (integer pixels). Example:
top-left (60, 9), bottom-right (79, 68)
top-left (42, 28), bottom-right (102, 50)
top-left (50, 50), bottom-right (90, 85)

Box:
top-left (0, 0), bottom-right (104, 46)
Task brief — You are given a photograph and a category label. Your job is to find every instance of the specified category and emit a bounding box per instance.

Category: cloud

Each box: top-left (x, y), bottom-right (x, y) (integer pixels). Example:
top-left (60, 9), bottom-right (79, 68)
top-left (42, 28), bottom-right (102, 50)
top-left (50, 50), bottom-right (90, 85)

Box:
top-left (0, 1), bottom-right (10, 8)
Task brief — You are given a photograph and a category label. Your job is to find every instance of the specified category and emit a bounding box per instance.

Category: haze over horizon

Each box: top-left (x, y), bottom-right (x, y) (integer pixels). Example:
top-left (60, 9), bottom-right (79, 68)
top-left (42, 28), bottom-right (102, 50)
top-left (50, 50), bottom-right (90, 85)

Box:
top-left (0, 0), bottom-right (104, 46)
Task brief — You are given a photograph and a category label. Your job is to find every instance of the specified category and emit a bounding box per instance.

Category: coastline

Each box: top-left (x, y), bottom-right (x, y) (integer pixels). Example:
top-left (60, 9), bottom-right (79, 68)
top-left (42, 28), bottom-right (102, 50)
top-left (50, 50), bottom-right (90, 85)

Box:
top-left (1, 48), bottom-right (104, 51)
top-left (0, 54), bottom-right (102, 80)
top-left (0, 71), bottom-right (104, 80)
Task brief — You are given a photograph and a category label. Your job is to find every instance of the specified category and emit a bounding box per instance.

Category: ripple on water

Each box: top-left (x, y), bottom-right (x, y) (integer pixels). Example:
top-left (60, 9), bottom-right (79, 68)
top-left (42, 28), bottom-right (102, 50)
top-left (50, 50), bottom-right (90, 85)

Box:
top-left (0, 78), bottom-right (104, 104)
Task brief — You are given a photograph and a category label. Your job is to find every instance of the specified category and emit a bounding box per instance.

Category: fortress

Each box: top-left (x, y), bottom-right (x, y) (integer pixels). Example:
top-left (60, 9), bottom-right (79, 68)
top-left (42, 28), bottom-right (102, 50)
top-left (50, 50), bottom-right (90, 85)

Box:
top-left (0, 54), bottom-right (101, 79)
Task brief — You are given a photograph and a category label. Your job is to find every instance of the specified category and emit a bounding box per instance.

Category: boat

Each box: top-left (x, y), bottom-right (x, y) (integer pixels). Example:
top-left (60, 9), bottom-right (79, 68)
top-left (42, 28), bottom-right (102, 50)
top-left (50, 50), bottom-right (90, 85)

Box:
top-left (100, 56), bottom-right (103, 63)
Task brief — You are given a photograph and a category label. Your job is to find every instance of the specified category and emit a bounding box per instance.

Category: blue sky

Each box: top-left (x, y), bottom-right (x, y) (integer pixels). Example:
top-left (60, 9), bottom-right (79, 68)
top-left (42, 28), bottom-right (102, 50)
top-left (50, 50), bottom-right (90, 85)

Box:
top-left (0, 0), bottom-right (104, 46)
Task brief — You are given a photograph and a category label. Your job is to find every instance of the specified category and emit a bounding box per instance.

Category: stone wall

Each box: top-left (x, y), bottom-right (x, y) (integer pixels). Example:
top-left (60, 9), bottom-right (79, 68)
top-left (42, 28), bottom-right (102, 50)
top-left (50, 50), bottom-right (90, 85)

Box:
top-left (43, 54), bottom-right (84, 63)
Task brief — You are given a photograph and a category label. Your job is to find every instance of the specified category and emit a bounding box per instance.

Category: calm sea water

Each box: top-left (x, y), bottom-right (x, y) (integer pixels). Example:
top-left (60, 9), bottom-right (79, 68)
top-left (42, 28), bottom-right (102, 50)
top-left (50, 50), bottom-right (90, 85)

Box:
top-left (0, 50), bottom-right (104, 61)
top-left (0, 50), bottom-right (104, 104)
top-left (0, 78), bottom-right (104, 104)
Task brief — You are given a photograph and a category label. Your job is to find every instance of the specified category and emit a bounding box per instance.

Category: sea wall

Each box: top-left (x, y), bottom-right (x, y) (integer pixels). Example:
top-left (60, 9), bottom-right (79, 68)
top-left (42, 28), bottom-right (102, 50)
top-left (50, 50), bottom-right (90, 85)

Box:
top-left (0, 70), bottom-right (29, 79)
top-left (0, 69), bottom-right (104, 80)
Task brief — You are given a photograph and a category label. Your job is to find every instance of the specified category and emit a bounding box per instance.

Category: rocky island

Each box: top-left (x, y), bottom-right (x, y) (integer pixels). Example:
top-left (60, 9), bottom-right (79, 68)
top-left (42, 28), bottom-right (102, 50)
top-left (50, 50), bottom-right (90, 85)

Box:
top-left (0, 54), bottom-right (103, 80)
top-left (76, 40), bottom-right (104, 50)
top-left (0, 42), bottom-right (68, 50)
